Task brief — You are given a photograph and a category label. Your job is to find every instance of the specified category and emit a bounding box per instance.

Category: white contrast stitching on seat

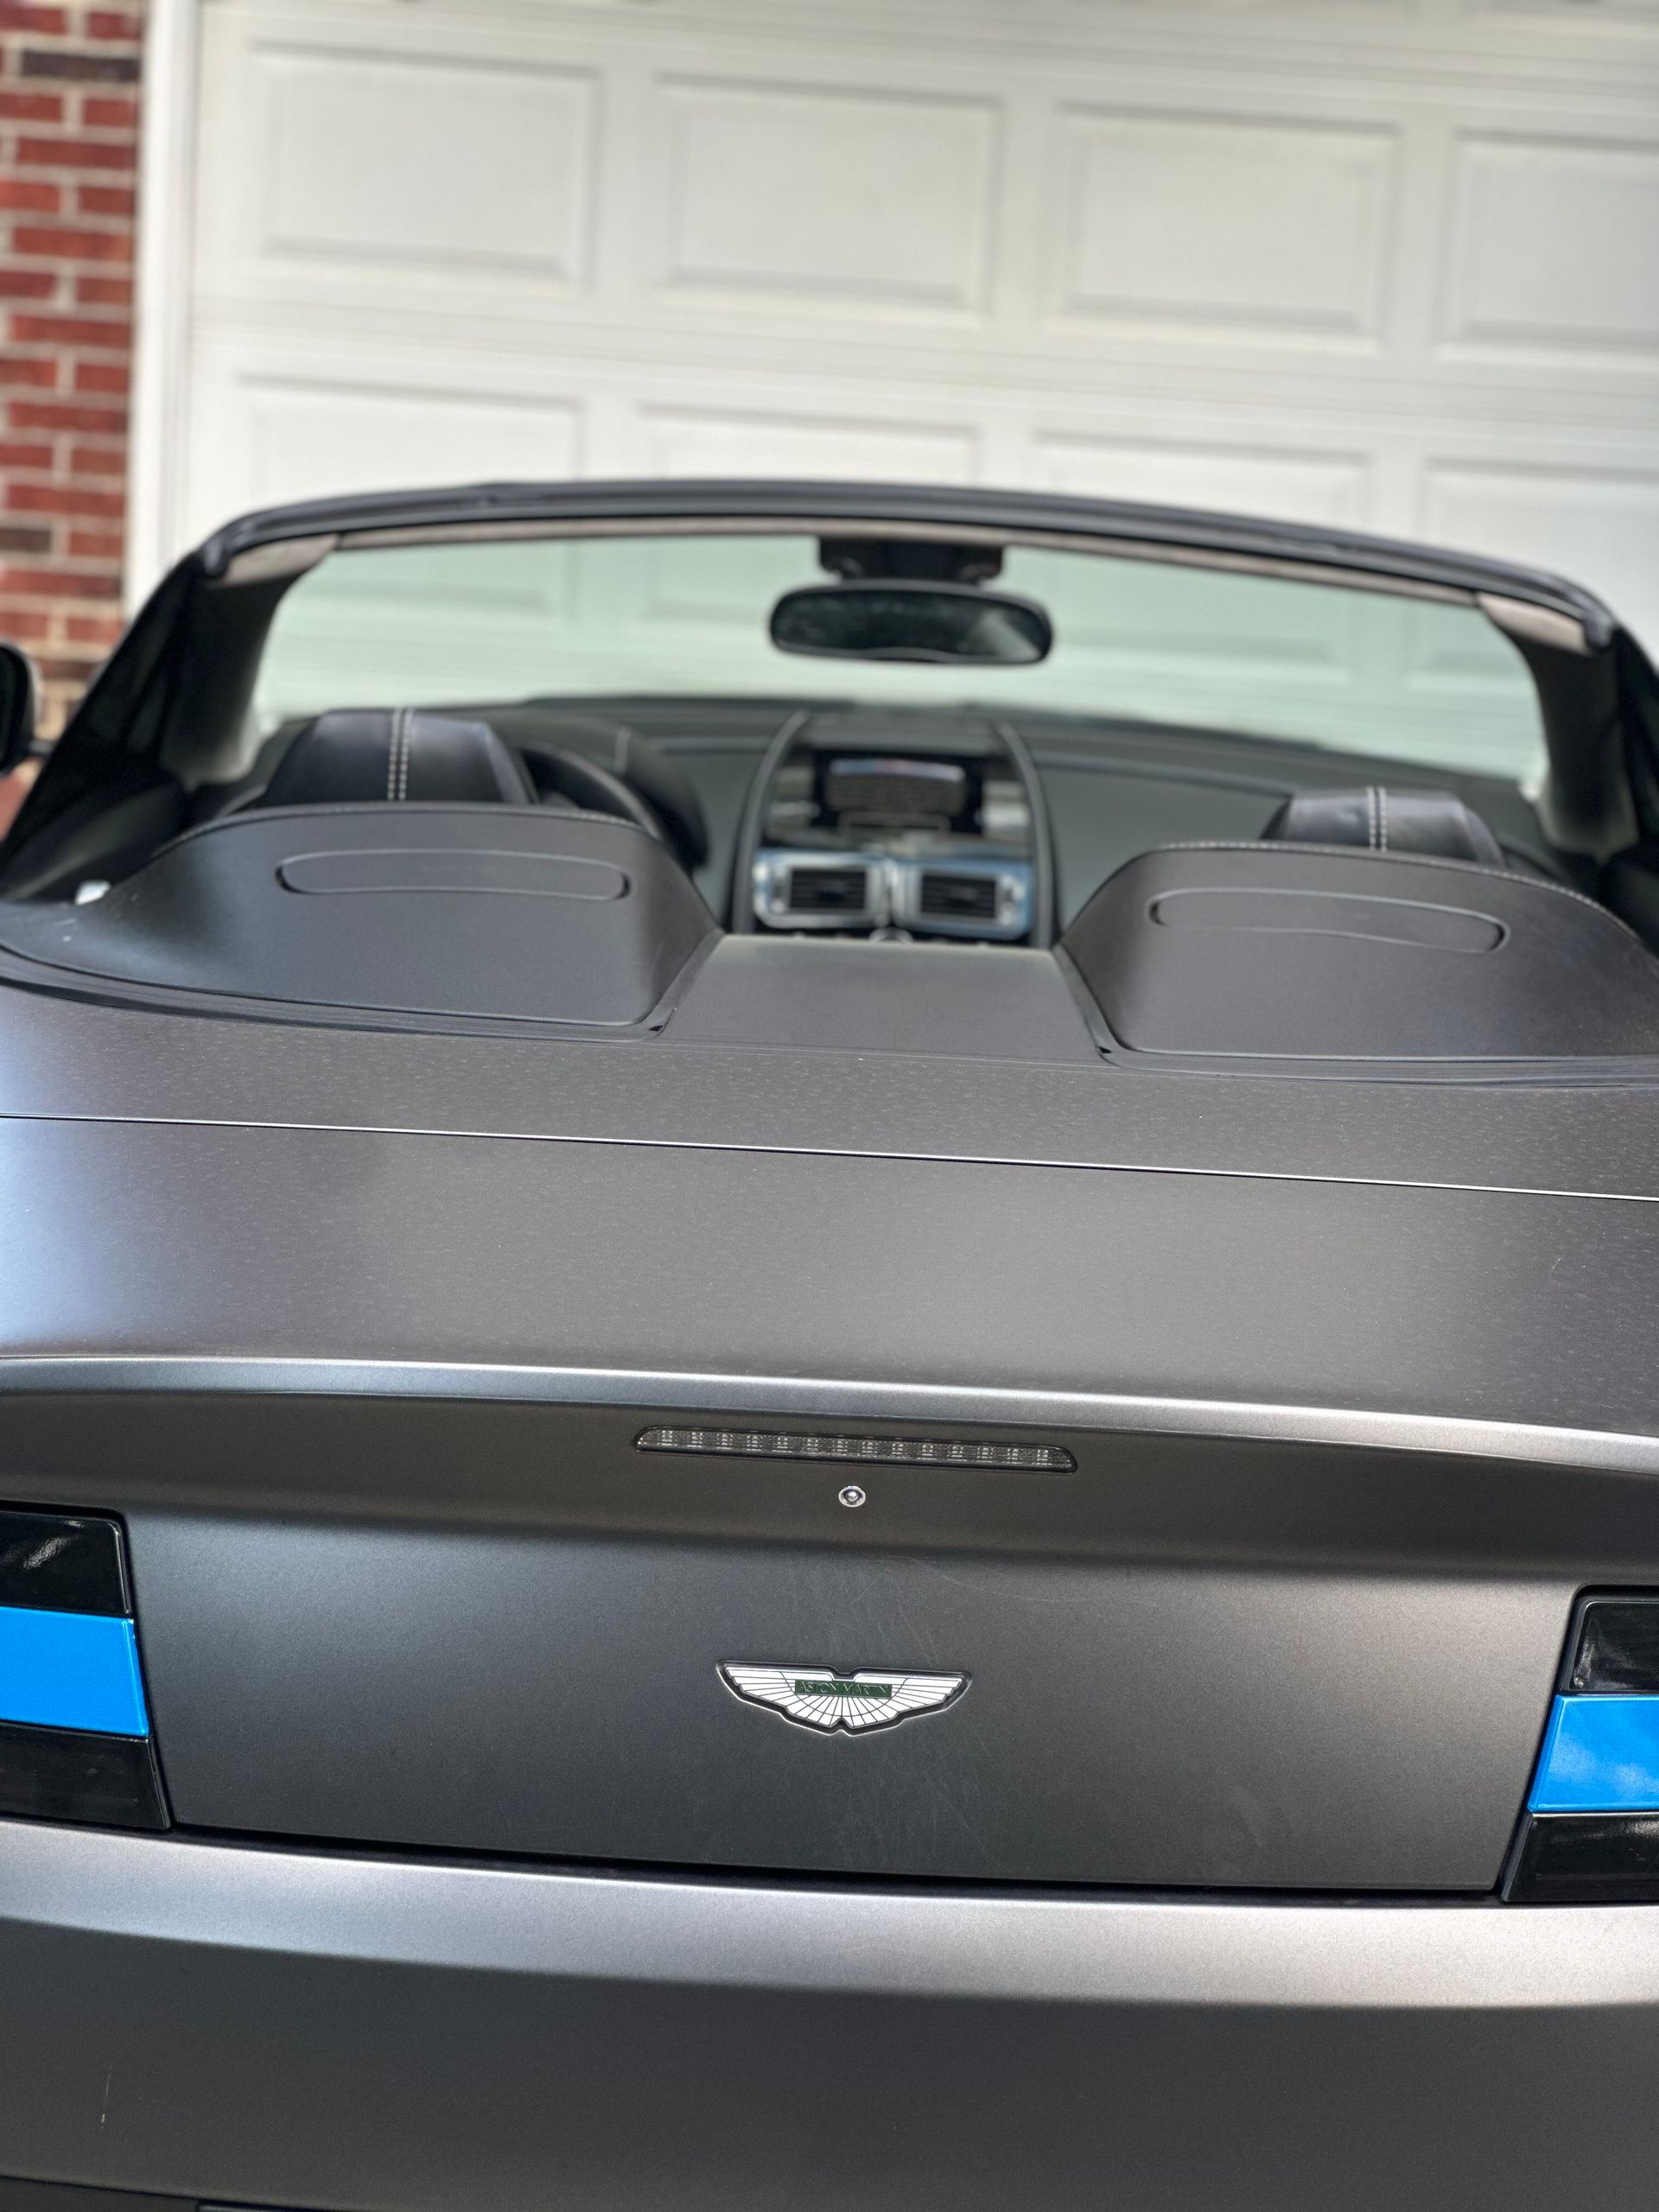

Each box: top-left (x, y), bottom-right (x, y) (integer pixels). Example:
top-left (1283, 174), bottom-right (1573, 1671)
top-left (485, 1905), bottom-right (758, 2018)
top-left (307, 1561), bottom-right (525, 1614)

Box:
top-left (388, 708), bottom-right (411, 803)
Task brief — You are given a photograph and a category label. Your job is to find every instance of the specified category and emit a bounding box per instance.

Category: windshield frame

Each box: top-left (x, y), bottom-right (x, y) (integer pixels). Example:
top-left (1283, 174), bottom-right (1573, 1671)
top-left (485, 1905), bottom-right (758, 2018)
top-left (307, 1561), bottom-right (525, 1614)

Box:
top-left (246, 514), bottom-right (1557, 785)
top-left (10, 480), bottom-right (1645, 893)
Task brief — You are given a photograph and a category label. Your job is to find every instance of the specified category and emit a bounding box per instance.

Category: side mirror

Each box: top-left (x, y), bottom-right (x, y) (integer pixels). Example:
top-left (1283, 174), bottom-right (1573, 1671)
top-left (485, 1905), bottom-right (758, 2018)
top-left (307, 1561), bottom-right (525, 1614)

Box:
top-left (0, 644), bottom-right (39, 777)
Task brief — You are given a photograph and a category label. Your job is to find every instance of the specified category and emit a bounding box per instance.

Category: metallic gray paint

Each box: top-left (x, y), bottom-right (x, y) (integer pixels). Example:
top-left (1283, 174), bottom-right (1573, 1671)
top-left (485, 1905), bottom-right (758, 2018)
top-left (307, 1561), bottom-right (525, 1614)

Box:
top-left (3, 1815), bottom-right (1655, 2009)
top-left (3, 1354), bottom-right (1659, 1473)
top-left (0, 1101), bottom-right (1651, 1886)
top-left (4, 964), bottom-right (1659, 1205)
top-left (0, 2182), bottom-right (188, 2210)
top-left (125, 1514), bottom-right (1564, 1886)
top-left (1, 1116), bottom-right (1656, 1438)
top-left (7, 1392), bottom-right (1659, 1570)
top-left (6, 1820), bottom-right (1659, 2209)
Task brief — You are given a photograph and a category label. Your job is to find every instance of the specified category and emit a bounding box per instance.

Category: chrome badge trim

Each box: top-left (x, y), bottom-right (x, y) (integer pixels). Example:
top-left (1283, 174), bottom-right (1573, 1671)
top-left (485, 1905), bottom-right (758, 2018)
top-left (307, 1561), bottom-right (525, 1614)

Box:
top-left (721, 1664), bottom-right (968, 1734)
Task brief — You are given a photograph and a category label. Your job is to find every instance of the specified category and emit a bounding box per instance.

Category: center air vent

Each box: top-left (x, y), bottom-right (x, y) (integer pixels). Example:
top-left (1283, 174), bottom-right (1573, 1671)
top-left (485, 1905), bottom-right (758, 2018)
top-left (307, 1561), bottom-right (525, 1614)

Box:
top-left (752, 851), bottom-right (1031, 938)
top-left (789, 866), bottom-right (871, 915)
top-left (895, 861), bottom-right (1032, 938)
top-left (753, 852), bottom-right (882, 928)
top-left (919, 871), bottom-right (1000, 922)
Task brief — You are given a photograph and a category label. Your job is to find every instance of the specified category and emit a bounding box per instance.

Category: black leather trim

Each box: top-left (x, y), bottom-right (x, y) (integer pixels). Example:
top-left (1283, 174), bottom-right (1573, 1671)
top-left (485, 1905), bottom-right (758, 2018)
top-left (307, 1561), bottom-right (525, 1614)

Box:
top-left (0, 806), bottom-right (716, 1032)
top-left (1063, 842), bottom-right (1659, 1061)
top-left (1264, 786), bottom-right (1506, 868)
top-left (261, 709), bottom-right (537, 810)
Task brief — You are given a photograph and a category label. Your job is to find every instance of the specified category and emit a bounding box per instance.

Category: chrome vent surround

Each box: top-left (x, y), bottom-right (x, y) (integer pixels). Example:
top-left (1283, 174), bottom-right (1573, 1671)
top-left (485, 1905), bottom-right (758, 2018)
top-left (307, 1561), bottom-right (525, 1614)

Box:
top-left (753, 849), bottom-right (1032, 938)
top-left (752, 851), bottom-right (881, 930)
top-left (918, 871), bottom-right (999, 921)
top-left (780, 864), bottom-right (874, 916)
top-left (890, 857), bottom-right (1031, 938)
top-left (637, 1427), bottom-right (1074, 1471)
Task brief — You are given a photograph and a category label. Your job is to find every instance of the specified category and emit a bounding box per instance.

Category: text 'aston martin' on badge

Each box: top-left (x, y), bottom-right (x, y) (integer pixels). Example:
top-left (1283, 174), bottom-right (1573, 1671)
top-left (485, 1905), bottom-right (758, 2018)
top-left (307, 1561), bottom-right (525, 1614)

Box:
top-left (720, 1664), bottom-right (968, 1733)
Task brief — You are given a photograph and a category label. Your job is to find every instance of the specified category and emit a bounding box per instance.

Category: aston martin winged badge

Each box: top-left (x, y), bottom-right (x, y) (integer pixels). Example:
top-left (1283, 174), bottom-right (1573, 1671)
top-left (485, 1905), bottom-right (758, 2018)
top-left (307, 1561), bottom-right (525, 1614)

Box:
top-left (719, 1664), bottom-right (968, 1734)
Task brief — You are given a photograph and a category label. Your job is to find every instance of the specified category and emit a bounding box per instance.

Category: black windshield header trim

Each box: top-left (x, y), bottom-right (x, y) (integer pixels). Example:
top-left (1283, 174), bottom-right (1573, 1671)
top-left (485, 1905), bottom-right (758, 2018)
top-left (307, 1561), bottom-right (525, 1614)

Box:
top-left (194, 478), bottom-right (1614, 641)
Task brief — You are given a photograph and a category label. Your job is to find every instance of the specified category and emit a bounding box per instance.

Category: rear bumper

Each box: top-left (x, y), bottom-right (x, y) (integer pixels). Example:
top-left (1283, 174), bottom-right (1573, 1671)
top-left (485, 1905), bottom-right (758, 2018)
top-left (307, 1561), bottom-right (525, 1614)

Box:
top-left (4, 1820), bottom-right (1659, 2212)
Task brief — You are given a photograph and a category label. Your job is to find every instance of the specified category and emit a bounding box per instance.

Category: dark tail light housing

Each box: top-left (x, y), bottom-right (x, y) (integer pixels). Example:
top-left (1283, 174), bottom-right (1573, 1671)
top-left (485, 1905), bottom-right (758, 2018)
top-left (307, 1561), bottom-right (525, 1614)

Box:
top-left (0, 1507), bottom-right (167, 1830)
top-left (1506, 1595), bottom-right (1659, 1903)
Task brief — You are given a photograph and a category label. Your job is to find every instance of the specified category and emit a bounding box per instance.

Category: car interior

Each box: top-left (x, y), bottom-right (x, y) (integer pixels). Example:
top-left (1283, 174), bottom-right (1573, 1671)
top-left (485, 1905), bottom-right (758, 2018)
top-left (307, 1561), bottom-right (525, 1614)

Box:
top-left (3, 504), bottom-right (1659, 1076)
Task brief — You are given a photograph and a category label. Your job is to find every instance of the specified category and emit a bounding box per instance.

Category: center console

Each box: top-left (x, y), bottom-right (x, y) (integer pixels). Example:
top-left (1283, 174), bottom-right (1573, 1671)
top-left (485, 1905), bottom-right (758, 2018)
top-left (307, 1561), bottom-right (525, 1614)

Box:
top-left (734, 712), bottom-right (1052, 946)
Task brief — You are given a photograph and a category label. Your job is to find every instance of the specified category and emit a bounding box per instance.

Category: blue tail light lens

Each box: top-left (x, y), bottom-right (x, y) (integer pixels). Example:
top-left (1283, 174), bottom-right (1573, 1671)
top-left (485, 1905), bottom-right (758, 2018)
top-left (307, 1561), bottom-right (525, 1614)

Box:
top-left (0, 1509), bottom-right (166, 1831)
top-left (0, 1606), bottom-right (149, 1737)
top-left (1508, 1597), bottom-right (1659, 1902)
top-left (1530, 1695), bottom-right (1659, 1814)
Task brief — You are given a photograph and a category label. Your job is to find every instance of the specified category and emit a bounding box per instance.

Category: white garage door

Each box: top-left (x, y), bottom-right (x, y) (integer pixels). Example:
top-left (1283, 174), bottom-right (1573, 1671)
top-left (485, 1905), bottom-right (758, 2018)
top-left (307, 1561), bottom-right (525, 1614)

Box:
top-left (145, 0), bottom-right (1659, 646)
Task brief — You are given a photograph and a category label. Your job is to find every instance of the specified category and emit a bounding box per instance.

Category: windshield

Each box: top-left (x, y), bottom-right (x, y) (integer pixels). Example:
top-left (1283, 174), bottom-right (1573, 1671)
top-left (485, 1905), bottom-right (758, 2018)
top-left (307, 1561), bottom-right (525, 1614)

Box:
top-left (256, 530), bottom-right (1546, 779)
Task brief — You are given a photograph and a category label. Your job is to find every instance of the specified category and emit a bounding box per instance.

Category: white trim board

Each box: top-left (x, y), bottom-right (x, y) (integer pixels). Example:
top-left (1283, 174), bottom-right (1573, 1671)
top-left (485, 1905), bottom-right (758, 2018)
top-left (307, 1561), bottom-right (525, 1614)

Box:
top-left (126, 0), bottom-right (202, 608)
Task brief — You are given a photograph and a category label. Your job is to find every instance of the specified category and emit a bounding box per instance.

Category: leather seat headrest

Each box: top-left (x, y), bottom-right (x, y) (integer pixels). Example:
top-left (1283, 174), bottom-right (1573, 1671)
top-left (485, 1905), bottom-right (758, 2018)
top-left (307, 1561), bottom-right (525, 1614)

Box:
top-left (260, 709), bottom-right (537, 810)
top-left (1263, 785), bottom-right (1505, 868)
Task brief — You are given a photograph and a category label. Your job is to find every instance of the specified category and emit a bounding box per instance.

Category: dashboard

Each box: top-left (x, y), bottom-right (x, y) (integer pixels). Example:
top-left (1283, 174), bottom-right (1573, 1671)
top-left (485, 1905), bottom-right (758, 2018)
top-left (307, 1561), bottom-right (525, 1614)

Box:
top-left (736, 715), bottom-right (1050, 946)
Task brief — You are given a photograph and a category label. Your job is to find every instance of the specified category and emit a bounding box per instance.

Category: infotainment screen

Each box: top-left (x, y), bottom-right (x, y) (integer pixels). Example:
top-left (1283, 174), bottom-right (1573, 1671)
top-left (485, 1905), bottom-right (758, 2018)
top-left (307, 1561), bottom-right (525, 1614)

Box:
top-left (820, 755), bottom-right (972, 827)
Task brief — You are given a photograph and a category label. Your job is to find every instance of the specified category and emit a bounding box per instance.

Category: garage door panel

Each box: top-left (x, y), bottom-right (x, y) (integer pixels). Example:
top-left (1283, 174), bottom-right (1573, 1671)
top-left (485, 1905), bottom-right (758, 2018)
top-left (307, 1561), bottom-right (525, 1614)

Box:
top-left (255, 47), bottom-right (598, 287)
top-left (181, 349), bottom-right (587, 537)
top-left (237, 380), bottom-right (585, 511)
top-left (1472, 0), bottom-right (1659, 25)
top-left (1442, 132), bottom-right (1659, 364)
top-left (652, 76), bottom-right (999, 317)
top-left (638, 403), bottom-right (980, 484)
top-left (195, 22), bottom-right (600, 303)
top-left (167, 0), bottom-right (1659, 659)
top-left (1051, 108), bottom-right (1400, 346)
top-left (1027, 433), bottom-right (1375, 528)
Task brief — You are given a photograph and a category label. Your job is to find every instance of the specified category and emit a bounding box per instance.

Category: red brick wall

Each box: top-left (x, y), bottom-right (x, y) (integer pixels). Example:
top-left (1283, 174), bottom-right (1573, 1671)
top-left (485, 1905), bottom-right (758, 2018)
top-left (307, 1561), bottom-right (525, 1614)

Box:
top-left (1, 0), bottom-right (144, 758)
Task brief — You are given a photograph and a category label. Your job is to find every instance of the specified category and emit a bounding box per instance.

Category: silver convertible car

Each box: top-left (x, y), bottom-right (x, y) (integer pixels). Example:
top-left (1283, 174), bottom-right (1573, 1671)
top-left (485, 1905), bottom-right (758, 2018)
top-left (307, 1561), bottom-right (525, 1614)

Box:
top-left (2, 479), bottom-right (1659, 2211)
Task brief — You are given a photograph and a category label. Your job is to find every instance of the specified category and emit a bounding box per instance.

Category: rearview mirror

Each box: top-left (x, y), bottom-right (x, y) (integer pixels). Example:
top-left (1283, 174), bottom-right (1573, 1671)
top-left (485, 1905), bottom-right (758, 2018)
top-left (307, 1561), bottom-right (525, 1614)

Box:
top-left (0, 644), bottom-right (39, 777)
top-left (769, 581), bottom-right (1052, 667)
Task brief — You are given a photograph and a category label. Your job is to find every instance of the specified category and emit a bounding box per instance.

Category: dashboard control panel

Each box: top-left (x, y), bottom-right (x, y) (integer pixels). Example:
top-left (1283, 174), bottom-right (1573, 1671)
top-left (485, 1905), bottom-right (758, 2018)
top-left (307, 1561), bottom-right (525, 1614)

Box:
top-left (742, 721), bottom-right (1046, 945)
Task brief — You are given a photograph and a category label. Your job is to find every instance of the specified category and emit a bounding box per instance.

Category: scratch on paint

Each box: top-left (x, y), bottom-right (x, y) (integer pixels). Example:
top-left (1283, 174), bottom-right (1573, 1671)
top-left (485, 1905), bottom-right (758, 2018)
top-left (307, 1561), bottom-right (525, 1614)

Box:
top-left (99, 2063), bottom-right (112, 2127)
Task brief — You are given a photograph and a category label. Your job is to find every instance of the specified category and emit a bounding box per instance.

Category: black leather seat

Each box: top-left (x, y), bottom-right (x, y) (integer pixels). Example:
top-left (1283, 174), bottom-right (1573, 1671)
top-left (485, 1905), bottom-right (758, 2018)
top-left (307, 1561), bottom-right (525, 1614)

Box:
top-left (259, 709), bottom-right (537, 810)
top-left (254, 708), bottom-right (687, 855)
top-left (1263, 785), bottom-right (1505, 868)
